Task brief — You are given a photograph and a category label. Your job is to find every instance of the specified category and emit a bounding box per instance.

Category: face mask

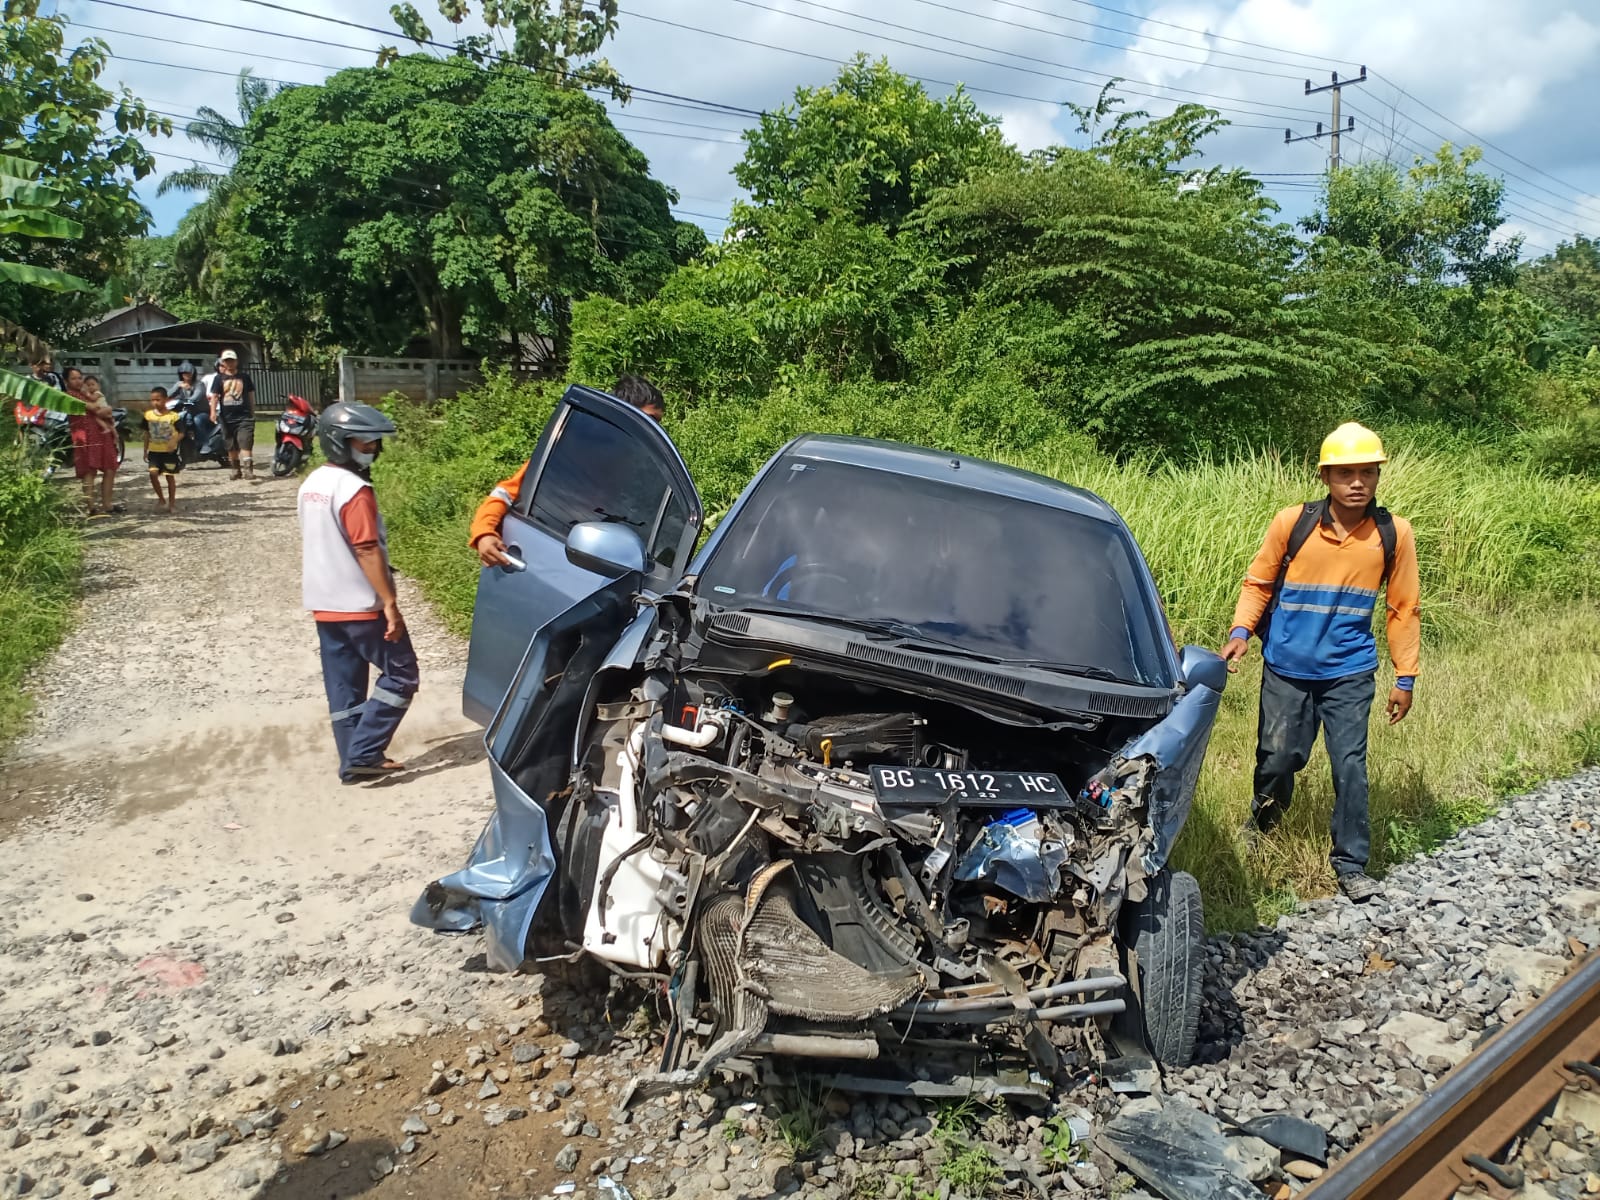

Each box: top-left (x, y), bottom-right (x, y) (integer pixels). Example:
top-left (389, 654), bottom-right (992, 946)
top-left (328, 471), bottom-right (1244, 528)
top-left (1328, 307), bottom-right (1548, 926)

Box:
top-left (350, 447), bottom-right (377, 467)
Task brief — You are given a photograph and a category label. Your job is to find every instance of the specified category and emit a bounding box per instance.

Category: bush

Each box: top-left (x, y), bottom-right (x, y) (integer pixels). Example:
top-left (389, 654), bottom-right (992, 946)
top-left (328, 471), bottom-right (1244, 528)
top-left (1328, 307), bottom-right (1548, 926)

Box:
top-left (376, 375), bottom-right (558, 635)
top-left (0, 445), bottom-right (83, 742)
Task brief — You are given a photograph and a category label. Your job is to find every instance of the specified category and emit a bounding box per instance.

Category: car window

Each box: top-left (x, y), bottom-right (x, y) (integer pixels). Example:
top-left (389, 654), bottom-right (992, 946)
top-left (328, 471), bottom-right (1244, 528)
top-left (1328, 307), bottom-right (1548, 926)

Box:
top-left (698, 459), bottom-right (1172, 687)
top-left (527, 407), bottom-right (684, 572)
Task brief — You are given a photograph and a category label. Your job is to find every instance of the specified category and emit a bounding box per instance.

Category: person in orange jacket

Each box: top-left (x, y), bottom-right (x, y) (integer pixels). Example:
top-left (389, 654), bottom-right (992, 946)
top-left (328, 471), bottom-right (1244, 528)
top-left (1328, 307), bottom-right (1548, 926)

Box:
top-left (470, 374), bottom-right (666, 567)
top-left (1221, 422), bottom-right (1420, 904)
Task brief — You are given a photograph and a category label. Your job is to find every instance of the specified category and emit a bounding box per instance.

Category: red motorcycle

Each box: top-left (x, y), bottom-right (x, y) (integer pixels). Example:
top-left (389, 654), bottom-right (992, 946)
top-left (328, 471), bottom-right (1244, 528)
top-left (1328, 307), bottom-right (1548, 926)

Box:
top-left (271, 394), bottom-right (316, 477)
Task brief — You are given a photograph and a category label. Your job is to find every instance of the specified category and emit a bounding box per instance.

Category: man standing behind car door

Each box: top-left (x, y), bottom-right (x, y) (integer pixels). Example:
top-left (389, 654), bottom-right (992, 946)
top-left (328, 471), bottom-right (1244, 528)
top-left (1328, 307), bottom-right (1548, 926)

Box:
top-left (1220, 422), bottom-right (1420, 904)
top-left (469, 374), bottom-right (666, 567)
top-left (298, 402), bottom-right (419, 783)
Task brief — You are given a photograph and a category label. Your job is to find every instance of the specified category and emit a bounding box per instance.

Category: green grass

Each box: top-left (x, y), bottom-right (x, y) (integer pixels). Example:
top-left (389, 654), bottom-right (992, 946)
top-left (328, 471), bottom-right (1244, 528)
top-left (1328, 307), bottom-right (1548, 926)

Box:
top-left (0, 444), bottom-right (84, 744)
top-left (930, 1097), bottom-right (1004, 1196)
top-left (375, 374), bottom-right (1600, 929)
top-left (767, 1081), bottom-right (828, 1159)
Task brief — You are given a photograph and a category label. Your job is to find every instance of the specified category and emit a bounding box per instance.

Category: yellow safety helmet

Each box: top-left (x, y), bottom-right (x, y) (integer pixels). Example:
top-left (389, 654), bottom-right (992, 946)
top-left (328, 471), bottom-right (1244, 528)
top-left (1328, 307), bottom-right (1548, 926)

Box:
top-left (1318, 422), bottom-right (1388, 467)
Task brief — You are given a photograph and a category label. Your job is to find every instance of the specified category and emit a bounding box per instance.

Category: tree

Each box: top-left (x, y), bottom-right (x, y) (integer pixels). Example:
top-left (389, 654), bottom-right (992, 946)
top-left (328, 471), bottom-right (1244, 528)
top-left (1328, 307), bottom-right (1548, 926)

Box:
top-left (227, 55), bottom-right (687, 360)
top-left (735, 56), bottom-right (1018, 233)
top-left (918, 146), bottom-right (1369, 455)
top-left (1301, 146), bottom-right (1520, 292)
top-left (157, 69), bottom-right (278, 306)
top-left (389, 0), bottom-right (626, 99)
top-left (1298, 146), bottom-right (1533, 422)
top-left (0, 0), bottom-right (168, 343)
top-left (0, 154), bottom-right (89, 413)
top-left (1520, 235), bottom-right (1600, 359)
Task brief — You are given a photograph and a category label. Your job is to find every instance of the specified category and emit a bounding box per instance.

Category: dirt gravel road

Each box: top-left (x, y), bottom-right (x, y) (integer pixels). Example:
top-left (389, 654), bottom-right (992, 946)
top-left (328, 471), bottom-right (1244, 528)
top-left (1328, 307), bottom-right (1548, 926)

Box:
top-left (0, 463), bottom-right (539, 1198)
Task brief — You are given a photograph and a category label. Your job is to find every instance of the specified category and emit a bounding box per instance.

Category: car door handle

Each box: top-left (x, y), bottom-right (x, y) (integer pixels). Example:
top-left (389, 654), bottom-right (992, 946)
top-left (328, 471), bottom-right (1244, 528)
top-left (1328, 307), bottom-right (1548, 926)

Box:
top-left (501, 544), bottom-right (527, 573)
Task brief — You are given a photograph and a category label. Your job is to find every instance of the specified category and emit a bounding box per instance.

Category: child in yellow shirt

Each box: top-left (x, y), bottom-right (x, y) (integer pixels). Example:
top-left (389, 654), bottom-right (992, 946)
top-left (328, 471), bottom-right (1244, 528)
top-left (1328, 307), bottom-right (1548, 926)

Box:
top-left (143, 387), bottom-right (184, 513)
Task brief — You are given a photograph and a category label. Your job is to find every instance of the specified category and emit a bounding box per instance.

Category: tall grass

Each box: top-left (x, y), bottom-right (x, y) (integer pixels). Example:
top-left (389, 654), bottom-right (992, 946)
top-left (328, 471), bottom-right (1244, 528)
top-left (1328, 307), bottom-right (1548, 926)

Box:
top-left (1016, 438), bottom-right (1600, 645)
top-left (378, 375), bottom-right (1600, 928)
top-left (0, 445), bottom-right (84, 743)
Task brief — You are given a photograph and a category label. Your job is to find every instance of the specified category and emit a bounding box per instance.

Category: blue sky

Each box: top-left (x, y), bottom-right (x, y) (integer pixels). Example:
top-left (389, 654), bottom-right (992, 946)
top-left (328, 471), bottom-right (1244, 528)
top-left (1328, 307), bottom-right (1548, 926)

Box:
top-left (53, 0), bottom-right (1600, 258)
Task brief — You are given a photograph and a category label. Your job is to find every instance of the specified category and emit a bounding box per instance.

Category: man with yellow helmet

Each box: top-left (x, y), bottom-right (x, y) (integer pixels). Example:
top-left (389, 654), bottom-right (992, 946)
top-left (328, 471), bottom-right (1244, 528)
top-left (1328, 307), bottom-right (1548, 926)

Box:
top-left (1221, 422), bottom-right (1421, 904)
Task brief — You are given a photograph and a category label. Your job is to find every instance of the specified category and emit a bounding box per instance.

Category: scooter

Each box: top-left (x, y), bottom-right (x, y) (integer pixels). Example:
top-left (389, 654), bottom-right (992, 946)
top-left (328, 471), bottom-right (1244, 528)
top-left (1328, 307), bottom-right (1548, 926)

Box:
top-left (174, 395), bottom-right (230, 468)
top-left (17, 406), bottom-right (131, 474)
top-left (271, 394), bottom-right (316, 477)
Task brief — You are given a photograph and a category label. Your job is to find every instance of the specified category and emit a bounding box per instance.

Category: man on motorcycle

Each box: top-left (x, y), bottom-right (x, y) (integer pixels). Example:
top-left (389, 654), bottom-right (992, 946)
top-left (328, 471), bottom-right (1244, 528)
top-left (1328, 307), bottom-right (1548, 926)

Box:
top-left (168, 361), bottom-right (205, 411)
top-left (14, 356), bottom-right (65, 433)
top-left (298, 402), bottom-right (419, 783)
top-left (469, 374), bottom-right (666, 567)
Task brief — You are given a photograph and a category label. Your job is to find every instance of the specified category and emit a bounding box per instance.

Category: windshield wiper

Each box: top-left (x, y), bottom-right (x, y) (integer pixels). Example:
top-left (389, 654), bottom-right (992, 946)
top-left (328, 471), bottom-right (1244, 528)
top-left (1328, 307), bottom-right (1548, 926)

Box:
top-left (732, 606), bottom-right (975, 651)
top-left (1000, 661), bottom-right (1128, 682)
top-left (727, 607), bottom-right (1134, 680)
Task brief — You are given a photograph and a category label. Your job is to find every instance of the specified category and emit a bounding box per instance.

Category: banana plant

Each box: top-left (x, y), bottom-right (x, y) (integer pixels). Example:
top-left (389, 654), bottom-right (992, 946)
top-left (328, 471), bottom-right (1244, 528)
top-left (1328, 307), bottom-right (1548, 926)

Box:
top-left (1, 153), bottom-right (90, 415)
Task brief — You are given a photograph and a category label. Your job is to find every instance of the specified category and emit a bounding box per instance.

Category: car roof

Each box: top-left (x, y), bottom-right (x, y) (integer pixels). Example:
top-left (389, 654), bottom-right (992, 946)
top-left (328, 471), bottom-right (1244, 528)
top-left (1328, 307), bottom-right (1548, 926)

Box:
top-left (782, 434), bottom-right (1122, 524)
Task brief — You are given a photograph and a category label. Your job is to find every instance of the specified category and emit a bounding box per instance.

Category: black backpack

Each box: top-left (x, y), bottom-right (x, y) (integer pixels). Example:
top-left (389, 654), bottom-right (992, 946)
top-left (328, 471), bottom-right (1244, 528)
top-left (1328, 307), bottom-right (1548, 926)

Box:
top-left (1258, 498), bottom-right (1396, 637)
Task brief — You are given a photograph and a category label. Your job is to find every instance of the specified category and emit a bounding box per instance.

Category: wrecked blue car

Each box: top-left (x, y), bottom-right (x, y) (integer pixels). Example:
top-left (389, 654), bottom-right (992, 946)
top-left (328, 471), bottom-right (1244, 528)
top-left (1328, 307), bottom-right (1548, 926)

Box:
top-left (415, 384), bottom-right (1226, 1097)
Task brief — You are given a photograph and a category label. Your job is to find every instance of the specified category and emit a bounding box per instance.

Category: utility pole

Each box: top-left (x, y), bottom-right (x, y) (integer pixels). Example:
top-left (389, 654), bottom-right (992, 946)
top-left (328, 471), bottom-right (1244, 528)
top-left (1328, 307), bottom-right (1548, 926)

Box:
top-left (1284, 65), bottom-right (1367, 171)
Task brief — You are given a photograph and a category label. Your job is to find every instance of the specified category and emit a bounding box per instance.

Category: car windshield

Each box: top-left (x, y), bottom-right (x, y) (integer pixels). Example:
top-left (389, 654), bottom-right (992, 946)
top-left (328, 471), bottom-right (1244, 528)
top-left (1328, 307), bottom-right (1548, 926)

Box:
top-left (697, 458), bottom-right (1174, 687)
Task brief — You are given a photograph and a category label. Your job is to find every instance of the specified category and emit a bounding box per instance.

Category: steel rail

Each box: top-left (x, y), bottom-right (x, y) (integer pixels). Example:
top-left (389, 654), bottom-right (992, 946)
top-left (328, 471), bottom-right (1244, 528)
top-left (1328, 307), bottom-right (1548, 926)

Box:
top-left (1304, 949), bottom-right (1600, 1200)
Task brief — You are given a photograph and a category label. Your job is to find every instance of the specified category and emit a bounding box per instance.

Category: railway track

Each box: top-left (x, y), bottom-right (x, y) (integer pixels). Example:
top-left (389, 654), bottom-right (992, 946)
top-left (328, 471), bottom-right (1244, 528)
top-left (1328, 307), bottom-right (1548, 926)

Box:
top-left (1303, 947), bottom-right (1600, 1199)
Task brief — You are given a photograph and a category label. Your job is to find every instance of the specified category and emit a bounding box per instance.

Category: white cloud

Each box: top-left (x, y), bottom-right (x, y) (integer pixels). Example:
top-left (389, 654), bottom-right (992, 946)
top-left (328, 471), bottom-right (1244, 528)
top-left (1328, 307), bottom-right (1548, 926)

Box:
top-left (993, 103), bottom-right (1063, 154)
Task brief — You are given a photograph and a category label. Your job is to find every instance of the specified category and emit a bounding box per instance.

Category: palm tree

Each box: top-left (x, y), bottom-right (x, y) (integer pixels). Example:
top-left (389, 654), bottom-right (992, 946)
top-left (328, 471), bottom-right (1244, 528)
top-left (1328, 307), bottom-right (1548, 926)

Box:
top-left (158, 70), bottom-right (277, 301)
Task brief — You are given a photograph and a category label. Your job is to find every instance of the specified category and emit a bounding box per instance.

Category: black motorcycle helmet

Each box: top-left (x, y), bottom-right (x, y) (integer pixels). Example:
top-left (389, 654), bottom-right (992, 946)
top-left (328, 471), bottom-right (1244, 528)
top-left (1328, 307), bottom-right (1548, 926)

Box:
top-left (178, 360), bottom-right (196, 379)
top-left (317, 401), bottom-right (397, 467)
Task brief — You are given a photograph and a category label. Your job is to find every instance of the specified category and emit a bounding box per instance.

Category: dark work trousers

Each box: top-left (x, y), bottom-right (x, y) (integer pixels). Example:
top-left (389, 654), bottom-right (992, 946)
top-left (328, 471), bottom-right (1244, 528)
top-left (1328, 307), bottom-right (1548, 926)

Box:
top-left (1253, 664), bottom-right (1377, 877)
top-left (315, 618), bottom-right (420, 780)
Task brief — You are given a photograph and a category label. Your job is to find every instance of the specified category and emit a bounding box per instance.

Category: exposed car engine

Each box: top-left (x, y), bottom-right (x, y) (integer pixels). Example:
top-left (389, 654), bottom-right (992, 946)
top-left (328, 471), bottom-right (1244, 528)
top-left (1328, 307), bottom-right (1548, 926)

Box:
top-left (550, 667), bottom-right (1158, 1097)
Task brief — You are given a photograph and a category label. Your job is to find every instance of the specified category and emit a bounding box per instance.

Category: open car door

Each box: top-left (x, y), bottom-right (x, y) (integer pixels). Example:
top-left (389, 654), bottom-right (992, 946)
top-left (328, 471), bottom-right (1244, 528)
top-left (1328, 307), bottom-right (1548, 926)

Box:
top-left (462, 384), bottom-right (699, 723)
top-left (416, 385), bottom-right (700, 969)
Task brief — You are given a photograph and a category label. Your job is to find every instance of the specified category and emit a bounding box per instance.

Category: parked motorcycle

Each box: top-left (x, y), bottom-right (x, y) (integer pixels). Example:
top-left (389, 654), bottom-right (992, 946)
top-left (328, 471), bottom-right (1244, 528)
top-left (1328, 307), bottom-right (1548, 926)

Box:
top-left (16, 406), bottom-right (130, 474)
top-left (174, 395), bottom-right (230, 468)
top-left (271, 394), bottom-right (316, 476)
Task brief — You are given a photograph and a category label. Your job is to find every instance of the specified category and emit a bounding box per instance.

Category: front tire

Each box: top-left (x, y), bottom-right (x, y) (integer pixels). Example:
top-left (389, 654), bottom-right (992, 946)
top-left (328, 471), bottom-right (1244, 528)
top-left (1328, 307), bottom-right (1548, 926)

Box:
top-left (115, 431), bottom-right (126, 466)
top-left (272, 445), bottom-right (300, 477)
top-left (1119, 868), bottom-right (1204, 1067)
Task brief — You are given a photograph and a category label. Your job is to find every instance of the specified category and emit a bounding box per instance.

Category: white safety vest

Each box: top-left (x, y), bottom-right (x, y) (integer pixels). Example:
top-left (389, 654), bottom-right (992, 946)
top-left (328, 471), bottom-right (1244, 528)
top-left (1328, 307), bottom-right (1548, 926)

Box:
top-left (297, 464), bottom-right (389, 614)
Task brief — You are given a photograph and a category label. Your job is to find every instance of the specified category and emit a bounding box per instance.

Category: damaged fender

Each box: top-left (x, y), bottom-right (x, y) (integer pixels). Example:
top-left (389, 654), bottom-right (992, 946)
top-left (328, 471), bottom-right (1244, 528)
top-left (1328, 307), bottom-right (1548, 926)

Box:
top-left (408, 754), bottom-right (557, 972)
top-left (1119, 645), bottom-right (1226, 874)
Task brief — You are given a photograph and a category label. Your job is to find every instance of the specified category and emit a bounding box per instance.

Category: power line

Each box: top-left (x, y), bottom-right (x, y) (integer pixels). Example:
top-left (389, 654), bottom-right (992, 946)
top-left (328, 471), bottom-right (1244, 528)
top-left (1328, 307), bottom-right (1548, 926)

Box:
top-left (1010, 0), bottom-right (1355, 69)
top-left (706, 0), bottom-right (1328, 120)
top-left (83, 0), bottom-right (774, 122)
top-left (1367, 69), bottom-right (1589, 201)
top-left (616, 125), bottom-right (741, 145)
top-left (708, 0), bottom-right (1590, 225)
top-left (761, 0), bottom-right (1308, 82)
top-left (712, 0), bottom-right (1338, 124)
top-left (1343, 93), bottom-right (1591, 215)
top-left (894, 0), bottom-right (1351, 76)
top-left (619, 5), bottom-right (1293, 133)
top-left (1339, 99), bottom-right (1588, 236)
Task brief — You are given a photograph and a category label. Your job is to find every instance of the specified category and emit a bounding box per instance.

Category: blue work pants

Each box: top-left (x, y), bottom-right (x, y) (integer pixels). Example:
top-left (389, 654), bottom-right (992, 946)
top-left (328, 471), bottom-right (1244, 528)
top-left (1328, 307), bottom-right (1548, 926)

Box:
top-left (315, 619), bottom-right (420, 780)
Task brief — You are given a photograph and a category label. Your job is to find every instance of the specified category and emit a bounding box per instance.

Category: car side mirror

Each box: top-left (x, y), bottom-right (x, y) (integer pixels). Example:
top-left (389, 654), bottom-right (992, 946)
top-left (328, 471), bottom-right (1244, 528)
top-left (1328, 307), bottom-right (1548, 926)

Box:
top-left (565, 520), bottom-right (646, 577)
top-left (1178, 644), bottom-right (1228, 693)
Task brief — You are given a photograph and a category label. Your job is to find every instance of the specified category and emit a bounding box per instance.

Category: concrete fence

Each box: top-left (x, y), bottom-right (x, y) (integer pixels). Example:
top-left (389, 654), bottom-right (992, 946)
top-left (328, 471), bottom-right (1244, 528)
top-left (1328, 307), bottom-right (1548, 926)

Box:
top-left (38, 353), bottom-right (327, 414)
top-left (337, 356), bottom-right (483, 406)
